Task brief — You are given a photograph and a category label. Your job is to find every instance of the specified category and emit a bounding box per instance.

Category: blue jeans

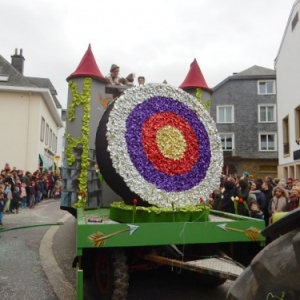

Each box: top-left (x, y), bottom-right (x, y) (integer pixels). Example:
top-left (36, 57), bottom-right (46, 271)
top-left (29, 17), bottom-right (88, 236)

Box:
top-left (22, 196), bottom-right (27, 208)
top-left (0, 211), bottom-right (3, 223)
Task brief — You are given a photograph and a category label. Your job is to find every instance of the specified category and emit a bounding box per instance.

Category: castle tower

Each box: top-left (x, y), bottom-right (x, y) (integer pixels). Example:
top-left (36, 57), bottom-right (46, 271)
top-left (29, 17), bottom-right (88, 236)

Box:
top-left (61, 44), bottom-right (113, 214)
top-left (179, 58), bottom-right (212, 105)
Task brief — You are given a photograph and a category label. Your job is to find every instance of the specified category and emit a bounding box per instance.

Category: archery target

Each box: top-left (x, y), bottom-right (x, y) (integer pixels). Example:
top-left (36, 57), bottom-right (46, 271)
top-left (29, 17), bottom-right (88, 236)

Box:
top-left (96, 83), bottom-right (223, 207)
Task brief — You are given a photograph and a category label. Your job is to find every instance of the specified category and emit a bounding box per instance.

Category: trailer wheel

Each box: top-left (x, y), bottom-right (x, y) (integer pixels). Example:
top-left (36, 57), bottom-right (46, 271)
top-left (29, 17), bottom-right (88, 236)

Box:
top-left (227, 228), bottom-right (300, 300)
top-left (93, 249), bottom-right (129, 300)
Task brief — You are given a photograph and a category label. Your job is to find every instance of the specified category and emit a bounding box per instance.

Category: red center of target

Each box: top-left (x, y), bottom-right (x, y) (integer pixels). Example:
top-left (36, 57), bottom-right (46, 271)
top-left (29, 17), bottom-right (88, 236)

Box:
top-left (142, 112), bottom-right (199, 175)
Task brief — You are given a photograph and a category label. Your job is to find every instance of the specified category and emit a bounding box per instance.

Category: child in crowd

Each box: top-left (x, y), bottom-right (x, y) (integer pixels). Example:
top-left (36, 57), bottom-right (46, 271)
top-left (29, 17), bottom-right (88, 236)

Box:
top-left (249, 201), bottom-right (264, 220)
top-left (28, 181), bottom-right (36, 209)
top-left (3, 183), bottom-right (12, 213)
top-left (20, 182), bottom-right (27, 208)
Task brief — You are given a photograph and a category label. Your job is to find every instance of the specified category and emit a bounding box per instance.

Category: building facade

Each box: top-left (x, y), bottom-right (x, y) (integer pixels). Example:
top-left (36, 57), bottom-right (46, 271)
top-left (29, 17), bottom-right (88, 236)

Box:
top-left (211, 65), bottom-right (278, 179)
top-left (275, 0), bottom-right (300, 180)
top-left (0, 49), bottom-right (63, 172)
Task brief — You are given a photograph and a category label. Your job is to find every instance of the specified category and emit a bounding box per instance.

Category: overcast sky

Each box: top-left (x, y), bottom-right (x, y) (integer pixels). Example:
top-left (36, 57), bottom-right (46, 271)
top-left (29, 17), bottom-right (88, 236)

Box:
top-left (1, 0), bottom-right (296, 108)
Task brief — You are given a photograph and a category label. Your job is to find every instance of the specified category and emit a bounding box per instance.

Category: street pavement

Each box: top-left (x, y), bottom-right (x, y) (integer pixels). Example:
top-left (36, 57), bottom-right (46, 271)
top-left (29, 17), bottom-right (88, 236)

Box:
top-left (0, 199), bottom-right (234, 300)
top-left (0, 199), bottom-right (76, 300)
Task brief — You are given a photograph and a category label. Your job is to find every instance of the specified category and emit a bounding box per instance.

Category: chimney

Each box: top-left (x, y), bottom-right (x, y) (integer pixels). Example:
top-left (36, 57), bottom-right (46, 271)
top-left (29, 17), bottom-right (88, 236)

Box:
top-left (11, 48), bottom-right (25, 74)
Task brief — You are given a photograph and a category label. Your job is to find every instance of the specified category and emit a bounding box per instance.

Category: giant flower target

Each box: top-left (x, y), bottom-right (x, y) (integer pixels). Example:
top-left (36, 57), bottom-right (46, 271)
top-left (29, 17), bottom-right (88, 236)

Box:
top-left (104, 83), bottom-right (223, 207)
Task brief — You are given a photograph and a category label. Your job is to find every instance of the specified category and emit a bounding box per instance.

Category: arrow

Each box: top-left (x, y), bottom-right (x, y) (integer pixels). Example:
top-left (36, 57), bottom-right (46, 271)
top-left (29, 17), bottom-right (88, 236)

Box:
top-left (88, 224), bottom-right (139, 247)
top-left (217, 223), bottom-right (261, 241)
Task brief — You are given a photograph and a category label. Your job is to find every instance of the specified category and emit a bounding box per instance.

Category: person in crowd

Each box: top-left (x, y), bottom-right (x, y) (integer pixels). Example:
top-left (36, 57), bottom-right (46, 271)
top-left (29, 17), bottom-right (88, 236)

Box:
top-left (118, 73), bottom-right (135, 86)
top-left (42, 173), bottom-right (49, 199)
top-left (106, 64), bottom-right (121, 85)
top-left (268, 186), bottom-right (289, 224)
top-left (3, 183), bottom-right (12, 213)
top-left (221, 178), bottom-right (238, 213)
top-left (264, 176), bottom-right (276, 188)
top-left (286, 178), bottom-right (294, 191)
top-left (236, 178), bottom-right (251, 216)
top-left (249, 181), bottom-right (267, 213)
top-left (0, 188), bottom-right (5, 225)
top-left (288, 185), bottom-right (300, 211)
top-left (211, 187), bottom-right (223, 210)
top-left (277, 179), bottom-right (287, 189)
top-left (23, 171), bottom-right (32, 185)
top-left (273, 178), bottom-right (280, 186)
top-left (28, 181), bottom-right (36, 209)
top-left (53, 179), bottom-right (62, 199)
top-left (47, 172), bottom-right (55, 198)
top-left (261, 181), bottom-right (273, 225)
top-left (11, 186), bottom-right (20, 214)
top-left (249, 201), bottom-right (264, 220)
top-left (35, 177), bottom-right (41, 204)
top-left (3, 172), bottom-right (16, 196)
top-left (20, 182), bottom-right (27, 208)
top-left (138, 76), bottom-right (145, 85)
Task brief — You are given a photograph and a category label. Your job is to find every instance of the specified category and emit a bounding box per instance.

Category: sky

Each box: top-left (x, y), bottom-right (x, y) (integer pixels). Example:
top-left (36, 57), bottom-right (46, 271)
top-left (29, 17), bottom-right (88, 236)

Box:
top-left (1, 0), bottom-right (296, 108)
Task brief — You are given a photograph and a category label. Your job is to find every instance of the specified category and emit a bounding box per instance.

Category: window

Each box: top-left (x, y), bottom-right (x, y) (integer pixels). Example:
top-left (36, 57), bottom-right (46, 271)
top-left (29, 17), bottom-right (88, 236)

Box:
top-left (219, 133), bottom-right (234, 150)
top-left (45, 124), bottom-right (49, 145)
top-left (40, 117), bottom-right (45, 141)
top-left (259, 105), bottom-right (276, 122)
top-left (217, 106), bottom-right (234, 123)
top-left (0, 74), bottom-right (9, 82)
top-left (52, 133), bottom-right (55, 150)
top-left (259, 133), bottom-right (276, 151)
top-left (55, 136), bottom-right (58, 152)
top-left (292, 12), bottom-right (299, 31)
top-left (49, 129), bottom-right (53, 149)
top-left (283, 115), bottom-right (290, 155)
top-left (258, 80), bottom-right (275, 95)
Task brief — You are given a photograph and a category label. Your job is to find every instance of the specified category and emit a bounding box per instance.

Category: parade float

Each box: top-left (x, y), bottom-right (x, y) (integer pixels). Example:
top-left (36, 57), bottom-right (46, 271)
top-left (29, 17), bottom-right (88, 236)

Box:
top-left (60, 45), bottom-right (267, 300)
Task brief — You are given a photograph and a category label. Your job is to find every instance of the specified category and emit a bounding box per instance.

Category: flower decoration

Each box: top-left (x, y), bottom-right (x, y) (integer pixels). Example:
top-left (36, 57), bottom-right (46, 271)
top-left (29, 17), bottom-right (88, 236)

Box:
top-left (232, 196), bottom-right (249, 215)
top-left (65, 78), bottom-right (92, 209)
top-left (105, 83), bottom-right (223, 207)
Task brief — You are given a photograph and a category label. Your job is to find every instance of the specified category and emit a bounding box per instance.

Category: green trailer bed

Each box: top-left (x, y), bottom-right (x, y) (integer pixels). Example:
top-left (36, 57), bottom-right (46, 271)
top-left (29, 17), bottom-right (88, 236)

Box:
top-left (77, 208), bottom-right (265, 252)
top-left (75, 207), bottom-right (265, 299)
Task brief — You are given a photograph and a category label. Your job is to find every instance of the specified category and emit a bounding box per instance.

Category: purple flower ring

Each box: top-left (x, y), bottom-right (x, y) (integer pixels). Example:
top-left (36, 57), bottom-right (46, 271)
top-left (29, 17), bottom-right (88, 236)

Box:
top-left (105, 83), bottom-right (223, 207)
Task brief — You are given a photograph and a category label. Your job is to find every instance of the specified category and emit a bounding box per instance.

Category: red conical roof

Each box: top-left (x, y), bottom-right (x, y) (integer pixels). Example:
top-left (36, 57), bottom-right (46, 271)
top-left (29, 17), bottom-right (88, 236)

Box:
top-left (67, 44), bottom-right (108, 83)
top-left (179, 58), bottom-right (213, 94)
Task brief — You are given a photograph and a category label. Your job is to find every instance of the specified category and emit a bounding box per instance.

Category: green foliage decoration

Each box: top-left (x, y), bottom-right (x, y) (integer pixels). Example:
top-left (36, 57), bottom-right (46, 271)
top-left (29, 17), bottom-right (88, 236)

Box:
top-left (196, 88), bottom-right (211, 110)
top-left (65, 78), bottom-right (92, 209)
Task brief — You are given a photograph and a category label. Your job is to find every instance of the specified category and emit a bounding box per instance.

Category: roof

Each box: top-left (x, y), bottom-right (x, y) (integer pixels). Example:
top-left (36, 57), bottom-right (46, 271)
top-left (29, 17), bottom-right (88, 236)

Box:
top-left (234, 65), bottom-right (276, 77)
top-left (213, 65), bottom-right (276, 91)
top-left (67, 44), bottom-right (107, 83)
top-left (0, 55), bottom-right (62, 109)
top-left (26, 77), bottom-right (62, 109)
top-left (179, 58), bottom-right (213, 94)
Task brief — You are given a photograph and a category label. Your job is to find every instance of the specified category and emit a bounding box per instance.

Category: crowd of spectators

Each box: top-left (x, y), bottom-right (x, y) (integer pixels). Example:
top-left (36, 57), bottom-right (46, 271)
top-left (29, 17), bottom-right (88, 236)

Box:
top-left (0, 163), bottom-right (62, 226)
top-left (209, 173), bottom-right (300, 226)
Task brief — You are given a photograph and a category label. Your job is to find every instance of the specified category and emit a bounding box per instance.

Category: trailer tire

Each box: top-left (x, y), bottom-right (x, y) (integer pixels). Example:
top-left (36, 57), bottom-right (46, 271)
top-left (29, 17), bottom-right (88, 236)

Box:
top-left (93, 249), bottom-right (129, 300)
top-left (227, 228), bottom-right (300, 300)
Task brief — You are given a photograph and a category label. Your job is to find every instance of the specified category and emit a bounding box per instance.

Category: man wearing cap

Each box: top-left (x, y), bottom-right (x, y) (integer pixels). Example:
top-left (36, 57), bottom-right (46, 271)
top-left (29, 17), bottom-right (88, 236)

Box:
top-left (106, 64), bottom-right (121, 85)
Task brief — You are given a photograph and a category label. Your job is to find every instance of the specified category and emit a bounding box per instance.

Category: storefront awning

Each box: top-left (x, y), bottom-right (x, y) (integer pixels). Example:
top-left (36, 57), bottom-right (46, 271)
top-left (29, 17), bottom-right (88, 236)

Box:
top-left (39, 154), bottom-right (49, 170)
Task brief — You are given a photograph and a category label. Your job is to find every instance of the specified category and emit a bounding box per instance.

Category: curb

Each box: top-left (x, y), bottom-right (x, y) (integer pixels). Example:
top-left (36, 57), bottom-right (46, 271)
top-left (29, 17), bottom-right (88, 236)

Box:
top-left (39, 213), bottom-right (76, 300)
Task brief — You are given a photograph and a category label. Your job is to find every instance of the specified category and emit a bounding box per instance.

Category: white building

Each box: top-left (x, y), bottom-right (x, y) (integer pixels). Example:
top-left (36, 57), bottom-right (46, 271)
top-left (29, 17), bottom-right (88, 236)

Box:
top-left (0, 49), bottom-right (63, 173)
top-left (275, 0), bottom-right (300, 179)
